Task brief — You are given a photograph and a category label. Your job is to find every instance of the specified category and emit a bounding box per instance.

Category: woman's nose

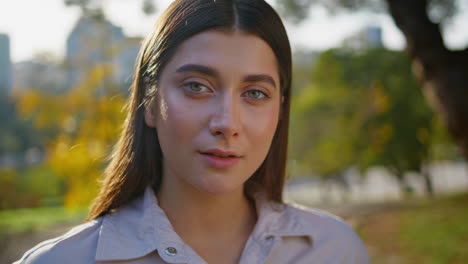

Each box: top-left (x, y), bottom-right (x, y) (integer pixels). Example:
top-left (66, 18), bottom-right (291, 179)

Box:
top-left (209, 95), bottom-right (240, 139)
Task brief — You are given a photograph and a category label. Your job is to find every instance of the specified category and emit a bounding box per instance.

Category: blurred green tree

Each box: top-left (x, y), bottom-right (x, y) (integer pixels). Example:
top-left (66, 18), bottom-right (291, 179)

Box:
top-left (278, 0), bottom-right (468, 160)
top-left (351, 49), bottom-right (433, 194)
top-left (289, 50), bottom-right (360, 178)
top-left (289, 48), bottom-right (449, 196)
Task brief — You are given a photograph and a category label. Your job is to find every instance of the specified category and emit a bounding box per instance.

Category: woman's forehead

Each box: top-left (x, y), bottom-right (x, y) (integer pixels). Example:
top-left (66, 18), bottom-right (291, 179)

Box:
top-left (162, 30), bottom-right (280, 83)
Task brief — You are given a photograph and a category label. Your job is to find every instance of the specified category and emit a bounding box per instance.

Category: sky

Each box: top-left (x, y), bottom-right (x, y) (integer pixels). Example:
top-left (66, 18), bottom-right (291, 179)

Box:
top-left (0, 0), bottom-right (467, 63)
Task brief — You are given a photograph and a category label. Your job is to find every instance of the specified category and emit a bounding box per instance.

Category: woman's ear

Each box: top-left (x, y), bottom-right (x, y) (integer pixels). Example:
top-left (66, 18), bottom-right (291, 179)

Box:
top-left (144, 99), bottom-right (157, 128)
top-left (281, 95), bottom-right (285, 104)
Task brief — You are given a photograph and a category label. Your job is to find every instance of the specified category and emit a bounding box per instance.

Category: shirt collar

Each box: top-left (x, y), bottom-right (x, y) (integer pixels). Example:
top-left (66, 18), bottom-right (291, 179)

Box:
top-left (96, 187), bottom-right (194, 263)
top-left (251, 194), bottom-right (315, 241)
top-left (95, 186), bottom-right (315, 262)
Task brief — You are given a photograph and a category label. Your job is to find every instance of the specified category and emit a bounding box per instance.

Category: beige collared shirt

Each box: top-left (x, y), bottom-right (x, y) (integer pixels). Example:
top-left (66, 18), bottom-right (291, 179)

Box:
top-left (15, 187), bottom-right (370, 264)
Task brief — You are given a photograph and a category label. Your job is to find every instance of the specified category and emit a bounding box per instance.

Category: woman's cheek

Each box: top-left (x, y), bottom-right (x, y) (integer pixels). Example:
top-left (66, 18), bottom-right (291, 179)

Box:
top-left (164, 92), bottom-right (206, 137)
top-left (246, 107), bottom-right (278, 139)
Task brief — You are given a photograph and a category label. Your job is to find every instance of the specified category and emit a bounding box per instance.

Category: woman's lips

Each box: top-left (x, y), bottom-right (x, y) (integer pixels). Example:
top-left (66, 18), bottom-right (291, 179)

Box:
top-left (199, 153), bottom-right (240, 169)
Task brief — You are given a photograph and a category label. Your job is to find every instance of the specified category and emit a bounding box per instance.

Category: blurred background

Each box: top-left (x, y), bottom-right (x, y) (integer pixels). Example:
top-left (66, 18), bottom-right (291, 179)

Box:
top-left (1, 0), bottom-right (468, 263)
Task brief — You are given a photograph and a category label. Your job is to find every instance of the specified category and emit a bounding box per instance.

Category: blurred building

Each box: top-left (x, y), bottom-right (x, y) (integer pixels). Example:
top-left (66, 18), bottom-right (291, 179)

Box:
top-left (365, 26), bottom-right (383, 47)
top-left (11, 11), bottom-right (140, 94)
top-left (13, 58), bottom-right (66, 93)
top-left (0, 33), bottom-right (12, 94)
top-left (65, 11), bottom-right (141, 92)
top-left (113, 37), bottom-right (141, 89)
top-left (342, 26), bottom-right (383, 50)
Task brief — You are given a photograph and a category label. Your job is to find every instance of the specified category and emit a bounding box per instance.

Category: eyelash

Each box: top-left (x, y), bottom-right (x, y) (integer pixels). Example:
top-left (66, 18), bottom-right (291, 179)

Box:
top-left (182, 81), bottom-right (270, 100)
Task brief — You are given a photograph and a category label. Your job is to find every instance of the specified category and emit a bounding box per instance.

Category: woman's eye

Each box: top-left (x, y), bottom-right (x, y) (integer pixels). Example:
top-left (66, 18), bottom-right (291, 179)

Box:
top-left (245, 90), bottom-right (268, 99)
top-left (184, 82), bottom-right (210, 93)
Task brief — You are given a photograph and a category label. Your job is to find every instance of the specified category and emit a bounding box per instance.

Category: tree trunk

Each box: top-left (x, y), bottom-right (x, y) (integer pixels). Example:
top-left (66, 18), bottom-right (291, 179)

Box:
top-left (393, 169), bottom-right (413, 198)
top-left (421, 165), bottom-right (435, 197)
top-left (387, 0), bottom-right (468, 159)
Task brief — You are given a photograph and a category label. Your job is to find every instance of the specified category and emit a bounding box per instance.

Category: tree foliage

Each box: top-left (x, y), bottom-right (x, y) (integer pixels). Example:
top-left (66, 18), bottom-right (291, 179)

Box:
top-left (289, 48), bottom-right (440, 186)
top-left (278, 0), bottom-right (468, 159)
top-left (17, 64), bottom-right (126, 207)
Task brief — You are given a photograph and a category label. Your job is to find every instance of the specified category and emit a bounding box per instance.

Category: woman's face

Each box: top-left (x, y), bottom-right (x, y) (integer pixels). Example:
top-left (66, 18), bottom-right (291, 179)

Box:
top-left (145, 30), bottom-right (281, 196)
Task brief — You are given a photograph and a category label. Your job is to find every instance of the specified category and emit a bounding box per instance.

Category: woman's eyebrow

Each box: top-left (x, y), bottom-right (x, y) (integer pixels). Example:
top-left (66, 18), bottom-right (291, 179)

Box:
top-left (175, 64), bottom-right (219, 78)
top-left (243, 74), bottom-right (277, 90)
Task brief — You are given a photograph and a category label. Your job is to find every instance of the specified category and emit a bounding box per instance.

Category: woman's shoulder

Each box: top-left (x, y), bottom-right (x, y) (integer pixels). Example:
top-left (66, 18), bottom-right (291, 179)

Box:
top-left (281, 202), bottom-right (370, 262)
top-left (284, 202), bottom-right (354, 233)
top-left (13, 218), bottom-right (103, 264)
top-left (285, 203), bottom-right (351, 227)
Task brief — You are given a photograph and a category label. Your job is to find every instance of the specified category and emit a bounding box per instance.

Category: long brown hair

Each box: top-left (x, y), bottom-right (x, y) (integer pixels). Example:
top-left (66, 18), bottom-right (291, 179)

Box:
top-left (87, 0), bottom-right (292, 221)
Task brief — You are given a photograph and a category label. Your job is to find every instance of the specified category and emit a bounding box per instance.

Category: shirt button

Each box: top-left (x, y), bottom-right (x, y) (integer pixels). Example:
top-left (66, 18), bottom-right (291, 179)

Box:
top-left (165, 247), bottom-right (177, 256)
top-left (265, 235), bottom-right (275, 241)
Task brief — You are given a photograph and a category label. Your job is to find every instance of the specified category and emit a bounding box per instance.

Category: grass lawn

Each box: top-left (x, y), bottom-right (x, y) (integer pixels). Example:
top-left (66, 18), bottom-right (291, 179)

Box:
top-left (359, 192), bottom-right (468, 264)
top-left (0, 207), bottom-right (87, 235)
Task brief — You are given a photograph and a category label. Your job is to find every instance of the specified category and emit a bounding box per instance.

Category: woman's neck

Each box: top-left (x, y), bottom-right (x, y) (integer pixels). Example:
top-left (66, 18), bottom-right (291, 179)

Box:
top-left (157, 174), bottom-right (257, 240)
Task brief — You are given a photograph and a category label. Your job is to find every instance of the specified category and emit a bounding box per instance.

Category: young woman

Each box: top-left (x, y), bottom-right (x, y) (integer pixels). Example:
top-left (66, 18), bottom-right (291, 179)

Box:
top-left (15, 0), bottom-right (370, 263)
